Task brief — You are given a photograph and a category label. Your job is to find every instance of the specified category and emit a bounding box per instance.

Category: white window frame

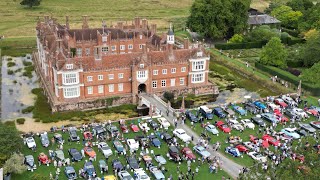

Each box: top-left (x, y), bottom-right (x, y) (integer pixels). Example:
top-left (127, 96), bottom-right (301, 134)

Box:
top-left (87, 76), bottom-right (93, 82)
top-left (128, 44), bottom-right (133, 49)
top-left (191, 72), bottom-right (205, 83)
top-left (153, 70), bottom-right (158, 75)
top-left (139, 35), bottom-right (143, 39)
top-left (139, 44), bottom-right (144, 49)
top-left (162, 69), bottom-right (167, 74)
top-left (109, 74), bottom-right (114, 80)
top-left (98, 75), bottom-right (103, 81)
top-left (118, 83), bottom-right (123, 92)
top-left (192, 60), bottom-right (205, 71)
top-left (85, 48), bottom-right (90, 56)
top-left (140, 64), bottom-right (144, 69)
top-left (171, 79), bottom-right (175, 86)
top-left (137, 71), bottom-right (146, 78)
top-left (102, 36), bottom-right (107, 42)
top-left (66, 64), bottom-right (73, 70)
top-left (63, 87), bottom-right (80, 98)
top-left (118, 73), bottom-right (124, 79)
top-left (181, 67), bottom-right (186, 72)
top-left (62, 73), bottom-right (79, 85)
top-left (171, 68), bottom-right (176, 73)
top-left (76, 48), bottom-right (82, 57)
top-left (87, 86), bottom-right (93, 95)
top-left (180, 78), bottom-right (185, 85)
top-left (102, 46), bottom-right (108, 52)
top-left (161, 80), bottom-right (166, 87)
top-left (120, 45), bottom-right (125, 50)
top-left (109, 84), bottom-right (114, 92)
top-left (152, 81), bottom-right (157, 88)
top-left (111, 46), bottom-right (116, 51)
top-left (98, 85), bottom-right (104, 94)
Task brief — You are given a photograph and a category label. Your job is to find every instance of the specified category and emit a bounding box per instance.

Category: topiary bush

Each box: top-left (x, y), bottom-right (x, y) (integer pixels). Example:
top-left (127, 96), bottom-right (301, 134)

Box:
top-left (7, 62), bottom-right (16, 67)
top-left (16, 118), bottom-right (26, 124)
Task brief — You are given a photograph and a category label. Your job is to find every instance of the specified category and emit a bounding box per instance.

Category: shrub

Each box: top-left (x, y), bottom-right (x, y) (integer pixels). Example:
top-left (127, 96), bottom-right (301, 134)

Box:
top-left (7, 69), bottom-right (14, 75)
top-left (22, 106), bottom-right (34, 114)
top-left (163, 92), bottom-right (174, 102)
top-left (16, 118), bottom-right (26, 124)
top-left (14, 68), bottom-right (22, 73)
top-left (7, 62), bottom-right (16, 67)
top-left (7, 58), bottom-right (13, 61)
top-left (23, 61), bottom-right (32, 66)
top-left (13, 80), bottom-right (17, 84)
top-left (286, 67), bottom-right (301, 76)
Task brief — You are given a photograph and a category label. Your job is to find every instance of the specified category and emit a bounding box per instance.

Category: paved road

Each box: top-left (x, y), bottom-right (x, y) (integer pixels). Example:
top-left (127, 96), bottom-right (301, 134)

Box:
top-left (141, 94), bottom-right (243, 179)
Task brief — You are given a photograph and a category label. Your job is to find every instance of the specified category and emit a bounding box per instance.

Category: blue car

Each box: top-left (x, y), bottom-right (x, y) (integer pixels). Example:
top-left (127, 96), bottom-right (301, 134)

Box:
top-left (83, 161), bottom-right (96, 178)
top-left (254, 101), bottom-right (267, 110)
top-left (64, 166), bottom-right (77, 180)
top-left (261, 113), bottom-right (278, 123)
top-left (281, 128), bottom-right (301, 139)
top-left (185, 110), bottom-right (199, 122)
top-left (149, 135), bottom-right (161, 147)
top-left (225, 146), bottom-right (241, 157)
top-left (212, 107), bottom-right (226, 118)
top-left (232, 105), bottom-right (247, 116)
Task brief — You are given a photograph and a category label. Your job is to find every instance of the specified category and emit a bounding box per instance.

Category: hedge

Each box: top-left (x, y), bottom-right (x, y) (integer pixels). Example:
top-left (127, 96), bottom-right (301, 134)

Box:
top-left (255, 63), bottom-right (320, 96)
top-left (281, 28), bottom-right (300, 37)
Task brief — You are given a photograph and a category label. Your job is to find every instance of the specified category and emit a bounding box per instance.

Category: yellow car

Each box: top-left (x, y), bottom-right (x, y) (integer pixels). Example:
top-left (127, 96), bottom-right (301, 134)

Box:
top-left (104, 175), bottom-right (117, 180)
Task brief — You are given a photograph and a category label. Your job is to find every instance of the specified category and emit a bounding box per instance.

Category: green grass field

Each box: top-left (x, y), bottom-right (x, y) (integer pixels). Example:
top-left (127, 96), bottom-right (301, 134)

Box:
top-left (13, 119), bottom-right (230, 179)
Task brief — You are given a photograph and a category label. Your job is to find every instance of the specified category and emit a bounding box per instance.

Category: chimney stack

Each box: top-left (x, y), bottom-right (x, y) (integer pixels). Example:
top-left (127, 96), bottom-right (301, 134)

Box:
top-left (82, 15), bottom-right (89, 29)
top-left (184, 38), bottom-right (189, 49)
top-left (151, 24), bottom-right (157, 35)
top-left (44, 15), bottom-right (49, 23)
top-left (142, 45), bottom-right (147, 54)
top-left (142, 19), bottom-right (147, 29)
top-left (134, 17), bottom-right (141, 28)
top-left (117, 22), bottom-right (124, 29)
top-left (66, 16), bottom-right (70, 29)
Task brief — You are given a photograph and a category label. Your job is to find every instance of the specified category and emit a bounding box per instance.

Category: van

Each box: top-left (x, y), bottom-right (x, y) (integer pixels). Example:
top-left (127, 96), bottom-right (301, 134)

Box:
top-left (199, 106), bottom-right (213, 120)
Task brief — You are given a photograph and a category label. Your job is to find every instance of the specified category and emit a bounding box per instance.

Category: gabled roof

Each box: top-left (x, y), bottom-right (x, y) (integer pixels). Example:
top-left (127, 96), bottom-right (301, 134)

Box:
top-left (248, 14), bottom-right (281, 25)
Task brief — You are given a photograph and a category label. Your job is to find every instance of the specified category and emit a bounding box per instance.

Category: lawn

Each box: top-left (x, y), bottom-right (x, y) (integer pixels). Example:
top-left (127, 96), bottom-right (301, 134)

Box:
top-left (0, 37), bottom-right (36, 56)
top-left (184, 97), bottom-right (318, 168)
top-left (13, 118), bottom-right (230, 180)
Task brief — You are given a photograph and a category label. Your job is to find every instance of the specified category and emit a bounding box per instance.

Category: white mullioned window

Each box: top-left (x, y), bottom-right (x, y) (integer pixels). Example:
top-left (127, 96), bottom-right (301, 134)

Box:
top-left (118, 73), bottom-right (124, 79)
top-left (139, 44), bottom-right (144, 49)
top-left (192, 60), bottom-right (205, 71)
top-left (118, 83), bottom-right (123, 91)
top-left (87, 86), bottom-right (93, 94)
top-left (76, 48), bottom-right (82, 57)
top-left (171, 79), bottom-right (175, 86)
top-left (63, 87), bottom-right (80, 98)
top-left (191, 72), bottom-right (205, 83)
top-left (161, 80), bottom-right (166, 87)
top-left (62, 73), bottom-right (78, 85)
top-left (109, 74), bottom-right (114, 80)
top-left (98, 75), bottom-right (103, 80)
top-left (171, 68), bottom-right (176, 73)
top-left (102, 47), bottom-right (109, 52)
top-left (152, 81), bottom-right (157, 88)
top-left (98, 85), bottom-right (104, 94)
top-left (137, 71), bottom-right (146, 78)
top-left (120, 45), bottom-right (125, 50)
top-left (66, 64), bottom-right (73, 70)
top-left (102, 36), bottom-right (107, 42)
top-left (181, 67), bottom-right (186, 72)
top-left (111, 46), bottom-right (116, 51)
top-left (153, 70), bottom-right (158, 75)
top-left (86, 48), bottom-right (90, 55)
top-left (87, 76), bottom-right (93, 82)
top-left (128, 44), bottom-right (133, 49)
top-left (180, 78), bottom-right (185, 85)
top-left (109, 84), bottom-right (114, 92)
top-left (162, 69), bottom-right (167, 74)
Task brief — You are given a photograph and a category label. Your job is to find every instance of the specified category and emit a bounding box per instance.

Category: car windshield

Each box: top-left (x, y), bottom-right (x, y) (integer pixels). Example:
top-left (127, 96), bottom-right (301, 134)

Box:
top-left (222, 125), bottom-right (228, 128)
top-left (26, 158), bottom-right (34, 163)
top-left (179, 131), bottom-right (185, 135)
top-left (86, 148), bottom-right (93, 152)
top-left (140, 175), bottom-right (148, 179)
top-left (185, 150), bottom-right (192, 154)
top-left (27, 138), bottom-right (34, 143)
top-left (297, 109), bottom-right (303, 113)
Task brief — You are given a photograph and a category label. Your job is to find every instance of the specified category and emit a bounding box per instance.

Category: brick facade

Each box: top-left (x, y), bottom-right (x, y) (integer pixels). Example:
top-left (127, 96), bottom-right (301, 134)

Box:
top-left (35, 16), bottom-right (217, 111)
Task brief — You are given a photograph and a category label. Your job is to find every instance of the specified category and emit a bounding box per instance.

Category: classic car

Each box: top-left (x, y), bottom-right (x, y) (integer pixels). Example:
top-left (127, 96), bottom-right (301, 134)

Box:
top-left (24, 155), bottom-right (36, 171)
top-left (232, 105), bottom-right (247, 116)
top-left (64, 166), bottom-right (77, 180)
top-left (150, 166), bottom-right (165, 180)
top-left (205, 124), bottom-right (219, 135)
top-left (281, 128), bottom-right (301, 139)
top-left (97, 142), bottom-right (113, 158)
top-left (154, 154), bottom-right (167, 165)
top-left (225, 146), bottom-right (241, 157)
top-left (185, 110), bottom-right (199, 122)
top-left (262, 135), bottom-right (280, 146)
top-left (215, 121), bottom-right (231, 133)
top-left (193, 145), bottom-right (211, 159)
top-left (173, 128), bottom-right (191, 142)
top-left (130, 124), bottom-right (140, 133)
top-left (118, 170), bottom-right (134, 180)
top-left (83, 161), bottom-right (96, 178)
top-left (310, 121), bottom-right (320, 129)
top-left (113, 140), bottom-right (125, 153)
top-left (241, 119), bottom-right (255, 129)
top-left (84, 147), bottom-right (96, 158)
top-left (26, 137), bottom-right (36, 149)
top-left (112, 159), bottom-right (123, 171)
top-left (181, 147), bottom-right (196, 160)
top-left (126, 139), bottom-right (139, 151)
top-left (168, 146), bottom-right (182, 162)
top-left (274, 98), bottom-right (288, 108)
top-left (248, 152), bottom-right (267, 163)
top-left (120, 124), bottom-right (129, 133)
top-left (68, 148), bottom-right (82, 162)
top-left (149, 135), bottom-right (161, 147)
top-left (261, 113), bottom-right (278, 123)
top-left (157, 117), bottom-right (171, 129)
top-left (126, 156), bottom-right (140, 170)
top-left (68, 127), bottom-right (80, 142)
top-left (251, 116), bottom-right (266, 127)
top-left (212, 107), bottom-right (226, 118)
top-left (40, 133), bottom-right (49, 147)
top-left (54, 133), bottom-right (64, 144)
top-left (299, 123), bottom-right (316, 133)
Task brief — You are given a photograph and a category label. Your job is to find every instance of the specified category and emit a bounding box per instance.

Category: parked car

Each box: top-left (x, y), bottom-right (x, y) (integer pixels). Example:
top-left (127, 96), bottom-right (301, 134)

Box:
top-left (232, 105), bottom-right (247, 116)
top-left (68, 127), bottom-right (80, 142)
top-left (281, 128), bottom-right (301, 139)
top-left (248, 152), bottom-right (267, 163)
top-left (181, 147), bottom-right (196, 160)
top-left (83, 161), bottom-right (96, 178)
top-left (40, 133), bottom-right (49, 147)
top-left (112, 159), bottom-right (123, 171)
top-left (262, 135), bottom-right (280, 146)
top-left (261, 113), bottom-right (278, 123)
top-left (24, 155), bottom-right (36, 171)
top-left (281, 95), bottom-right (297, 107)
top-left (148, 120), bottom-right (159, 130)
top-left (304, 107), bottom-right (319, 116)
top-left (54, 133), bottom-right (64, 144)
top-left (292, 108), bottom-right (309, 118)
top-left (199, 106), bottom-right (214, 120)
top-left (251, 117), bottom-right (266, 127)
top-left (229, 119), bottom-right (244, 131)
top-left (215, 121), bottom-right (231, 133)
top-left (299, 123), bottom-right (316, 133)
top-left (106, 125), bottom-right (119, 136)
top-left (150, 166), bottom-right (165, 180)
top-left (154, 154), bottom-right (166, 165)
top-left (93, 125), bottom-right (106, 137)
top-left (26, 137), bottom-right (36, 149)
top-left (244, 102), bottom-right (257, 114)
top-left (168, 146), bottom-right (182, 162)
top-left (173, 129), bottom-right (191, 142)
top-left (118, 170), bottom-right (134, 180)
top-left (235, 144), bottom-right (249, 153)
top-left (243, 141), bottom-right (255, 150)
top-left (84, 147), bottom-right (96, 158)
top-left (212, 107), bottom-right (226, 118)
top-left (38, 152), bottom-right (51, 165)
top-left (64, 166), bottom-right (77, 180)
top-left (120, 124), bottom-right (129, 133)
top-left (266, 102), bottom-right (280, 111)
top-left (310, 106), bottom-right (320, 114)
top-left (223, 107), bottom-right (236, 116)
top-left (113, 140), bottom-right (125, 153)
top-left (149, 135), bottom-right (161, 148)
top-left (310, 121), bottom-right (320, 129)
top-left (254, 101), bottom-right (267, 110)
top-left (139, 122), bottom-right (150, 132)
top-left (126, 156), bottom-right (140, 170)
top-left (276, 132), bottom-right (293, 141)
top-left (68, 148), bottom-right (82, 162)
top-left (127, 139), bottom-right (139, 151)
top-left (225, 146), bottom-right (241, 157)
top-left (241, 119), bottom-right (255, 129)
top-left (295, 128), bottom-right (308, 137)
top-left (205, 124), bottom-right (219, 135)
top-left (193, 145), bottom-right (211, 159)
top-left (134, 168), bottom-right (150, 180)
top-left (83, 131), bottom-right (93, 140)
top-left (160, 132), bottom-right (173, 144)
top-left (138, 137), bottom-right (150, 149)
top-left (157, 117), bottom-right (171, 129)
top-left (54, 150), bottom-right (65, 162)
top-left (185, 110), bottom-right (199, 122)
top-left (97, 142), bottom-right (113, 158)
top-left (130, 124), bottom-right (140, 132)
top-left (274, 98), bottom-right (288, 108)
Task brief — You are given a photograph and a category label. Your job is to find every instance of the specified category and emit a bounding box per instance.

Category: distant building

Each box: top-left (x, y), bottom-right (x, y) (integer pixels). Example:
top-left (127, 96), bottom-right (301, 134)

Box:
top-left (34, 16), bottom-right (217, 112)
top-left (247, 8), bottom-right (281, 31)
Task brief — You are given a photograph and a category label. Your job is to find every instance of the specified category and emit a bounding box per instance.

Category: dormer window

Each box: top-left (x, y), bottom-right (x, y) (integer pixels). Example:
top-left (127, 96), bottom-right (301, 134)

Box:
top-left (139, 35), bottom-right (143, 39)
top-left (197, 51), bottom-right (203, 57)
top-left (102, 36), bottom-right (107, 42)
top-left (102, 47), bottom-right (109, 52)
top-left (140, 64), bottom-right (144, 69)
top-left (66, 64), bottom-right (73, 70)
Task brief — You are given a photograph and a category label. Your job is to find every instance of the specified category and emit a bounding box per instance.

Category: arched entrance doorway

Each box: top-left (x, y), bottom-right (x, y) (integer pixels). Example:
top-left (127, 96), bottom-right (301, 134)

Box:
top-left (138, 84), bottom-right (146, 94)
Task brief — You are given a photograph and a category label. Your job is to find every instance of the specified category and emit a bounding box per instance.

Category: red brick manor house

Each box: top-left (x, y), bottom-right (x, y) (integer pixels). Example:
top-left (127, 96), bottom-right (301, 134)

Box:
top-left (34, 16), bottom-right (217, 111)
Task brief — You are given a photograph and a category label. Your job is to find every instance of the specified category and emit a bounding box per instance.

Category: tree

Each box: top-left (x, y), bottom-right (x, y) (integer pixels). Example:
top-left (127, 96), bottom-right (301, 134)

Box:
top-left (304, 29), bottom-right (319, 41)
top-left (271, 5), bottom-right (303, 29)
top-left (300, 31), bottom-right (320, 66)
top-left (259, 37), bottom-right (287, 68)
top-left (3, 153), bottom-right (26, 175)
top-left (301, 62), bottom-right (320, 85)
top-left (248, 25), bottom-right (281, 41)
top-left (228, 34), bottom-right (244, 43)
top-left (0, 122), bottom-right (23, 166)
top-left (286, 0), bottom-right (314, 12)
top-left (20, 0), bottom-right (41, 8)
top-left (186, 0), bottom-right (250, 39)
top-left (298, 4), bottom-right (320, 32)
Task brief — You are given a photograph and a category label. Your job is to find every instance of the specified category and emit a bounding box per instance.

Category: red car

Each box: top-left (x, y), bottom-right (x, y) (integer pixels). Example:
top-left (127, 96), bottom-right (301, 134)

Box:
top-left (181, 147), bottom-right (196, 160)
top-left (235, 144), bottom-right (248, 153)
top-left (120, 124), bottom-right (129, 133)
top-left (130, 124), bottom-right (140, 132)
top-left (276, 114), bottom-right (288, 123)
top-left (83, 131), bottom-right (93, 140)
top-left (262, 134), bottom-right (280, 146)
top-left (38, 152), bottom-right (51, 165)
top-left (304, 107), bottom-right (319, 116)
top-left (274, 98), bottom-right (288, 108)
top-left (249, 135), bottom-right (259, 144)
top-left (273, 109), bottom-right (282, 116)
top-left (84, 147), bottom-right (96, 158)
top-left (215, 121), bottom-right (231, 133)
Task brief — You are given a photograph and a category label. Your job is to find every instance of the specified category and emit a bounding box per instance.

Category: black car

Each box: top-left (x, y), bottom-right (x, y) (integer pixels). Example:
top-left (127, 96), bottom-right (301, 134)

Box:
top-left (139, 137), bottom-right (150, 148)
top-left (212, 107), bottom-right (226, 118)
top-left (68, 148), bottom-right (82, 162)
top-left (244, 103), bottom-right (257, 114)
top-left (93, 125), bottom-right (106, 136)
top-left (54, 133), bottom-right (64, 144)
top-left (68, 128), bottom-right (80, 142)
top-left (168, 146), bottom-right (182, 162)
top-left (148, 120), bottom-right (159, 130)
top-left (112, 159), bottom-right (123, 171)
top-left (251, 117), bottom-right (266, 127)
top-left (295, 128), bottom-right (308, 137)
top-left (149, 135), bottom-right (161, 147)
top-left (185, 110), bottom-right (199, 122)
top-left (126, 157), bottom-right (140, 170)
top-left (284, 109), bottom-right (295, 119)
top-left (160, 132), bottom-right (173, 144)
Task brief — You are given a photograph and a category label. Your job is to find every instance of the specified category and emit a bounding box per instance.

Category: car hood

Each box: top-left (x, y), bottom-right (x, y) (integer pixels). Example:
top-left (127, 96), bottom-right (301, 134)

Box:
top-left (201, 151), bottom-right (211, 157)
top-left (180, 134), bottom-right (191, 140)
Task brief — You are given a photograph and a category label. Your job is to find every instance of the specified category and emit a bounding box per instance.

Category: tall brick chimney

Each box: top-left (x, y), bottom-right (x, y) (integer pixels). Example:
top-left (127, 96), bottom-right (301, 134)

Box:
top-left (184, 38), bottom-right (189, 49)
top-left (44, 15), bottom-right (49, 23)
top-left (82, 15), bottom-right (89, 29)
top-left (151, 24), bottom-right (157, 35)
top-left (134, 17), bottom-right (141, 28)
top-left (142, 19), bottom-right (147, 29)
top-left (66, 16), bottom-right (70, 29)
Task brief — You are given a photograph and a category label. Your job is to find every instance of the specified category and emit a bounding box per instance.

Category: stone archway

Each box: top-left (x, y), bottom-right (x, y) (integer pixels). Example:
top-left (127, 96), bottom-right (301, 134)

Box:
top-left (138, 83), bottom-right (147, 94)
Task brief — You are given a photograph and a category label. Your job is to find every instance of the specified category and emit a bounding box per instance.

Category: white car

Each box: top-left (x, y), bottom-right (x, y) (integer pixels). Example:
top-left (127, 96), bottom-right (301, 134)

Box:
top-left (229, 119), bottom-right (244, 131)
top-left (118, 170), bottom-right (134, 180)
top-left (281, 95), bottom-right (297, 106)
top-left (98, 142), bottom-right (113, 157)
top-left (157, 117), bottom-right (170, 129)
top-left (266, 102), bottom-right (280, 111)
top-left (26, 137), bottom-right (36, 148)
top-left (134, 168), bottom-right (150, 180)
top-left (248, 152), bottom-right (267, 163)
top-left (240, 119), bottom-right (255, 129)
top-left (292, 108), bottom-right (309, 118)
top-left (243, 141), bottom-right (255, 150)
top-left (173, 129), bottom-right (191, 142)
top-left (138, 122), bottom-right (150, 131)
top-left (126, 139), bottom-right (139, 151)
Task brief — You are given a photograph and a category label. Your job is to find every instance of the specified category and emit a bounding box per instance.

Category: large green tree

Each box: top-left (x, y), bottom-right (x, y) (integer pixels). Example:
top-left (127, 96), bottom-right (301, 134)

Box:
top-left (20, 0), bottom-right (41, 8)
top-left (286, 0), bottom-right (314, 12)
top-left (3, 153), bottom-right (26, 175)
top-left (248, 25), bottom-right (281, 41)
top-left (298, 3), bottom-right (320, 32)
top-left (301, 62), bottom-right (320, 85)
top-left (259, 37), bottom-right (287, 68)
top-left (0, 122), bottom-right (23, 166)
top-left (186, 0), bottom-right (250, 39)
top-left (271, 5), bottom-right (303, 29)
top-left (301, 31), bottom-right (320, 67)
